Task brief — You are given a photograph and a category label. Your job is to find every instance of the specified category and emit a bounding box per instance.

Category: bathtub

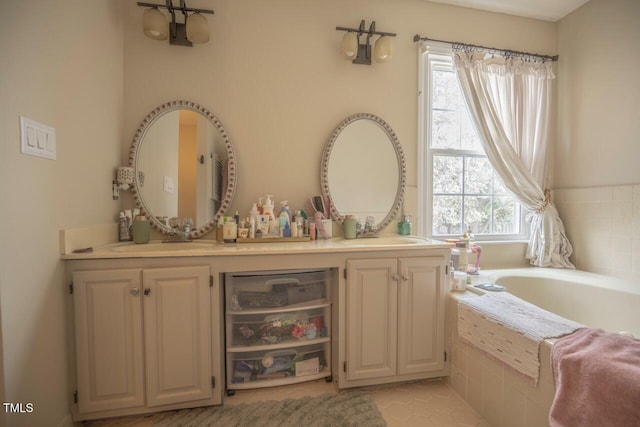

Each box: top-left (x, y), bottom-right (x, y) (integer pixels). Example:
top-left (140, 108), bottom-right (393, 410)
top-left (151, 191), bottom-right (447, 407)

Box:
top-left (447, 267), bottom-right (640, 427)
top-left (485, 268), bottom-right (640, 337)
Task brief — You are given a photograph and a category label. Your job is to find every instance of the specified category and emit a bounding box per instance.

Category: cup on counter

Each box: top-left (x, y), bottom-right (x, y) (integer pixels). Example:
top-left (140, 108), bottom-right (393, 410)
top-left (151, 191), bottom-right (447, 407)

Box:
top-left (344, 215), bottom-right (357, 239)
top-left (132, 215), bottom-right (150, 244)
top-left (452, 271), bottom-right (467, 292)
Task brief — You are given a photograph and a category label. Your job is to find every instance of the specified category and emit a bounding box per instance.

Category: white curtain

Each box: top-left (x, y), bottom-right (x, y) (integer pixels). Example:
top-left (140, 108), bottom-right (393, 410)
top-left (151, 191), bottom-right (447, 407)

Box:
top-left (453, 50), bottom-right (574, 268)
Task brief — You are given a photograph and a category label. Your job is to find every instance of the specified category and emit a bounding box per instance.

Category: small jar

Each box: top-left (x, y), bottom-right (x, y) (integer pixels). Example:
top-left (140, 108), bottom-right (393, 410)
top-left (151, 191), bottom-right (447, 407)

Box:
top-left (223, 221), bottom-right (237, 243)
top-left (397, 215), bottom-right (412, 235)
top-left (132, 215), bottom-right (150, 244)
top-left (344, 215), bottom-right (357, 239)
top-left (452, 271), bottom-right (467, 292)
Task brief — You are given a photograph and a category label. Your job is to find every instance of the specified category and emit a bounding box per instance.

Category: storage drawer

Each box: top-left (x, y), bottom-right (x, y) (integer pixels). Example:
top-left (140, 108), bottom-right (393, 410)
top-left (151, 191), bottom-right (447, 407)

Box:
top-left (228, 342), bottom-right (329, 386)
top-left (228, 307), bottom-right (328, 347)
top-left (226, 269), bottom-right (329, 311)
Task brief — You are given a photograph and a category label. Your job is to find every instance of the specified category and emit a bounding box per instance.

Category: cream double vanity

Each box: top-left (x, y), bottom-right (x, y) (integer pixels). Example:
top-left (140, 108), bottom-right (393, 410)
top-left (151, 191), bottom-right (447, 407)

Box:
top-left (64, 238), bottom-right (450, 421)
top-left (63, 101), bottom-right (451, 421)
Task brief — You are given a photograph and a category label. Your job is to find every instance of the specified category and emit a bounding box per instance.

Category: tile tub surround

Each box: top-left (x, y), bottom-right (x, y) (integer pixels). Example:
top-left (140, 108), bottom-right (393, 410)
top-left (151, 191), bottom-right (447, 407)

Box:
top-left (446, 294), bottom-right (556, 427)
top-left (553, 184), bottom-right (640, 284)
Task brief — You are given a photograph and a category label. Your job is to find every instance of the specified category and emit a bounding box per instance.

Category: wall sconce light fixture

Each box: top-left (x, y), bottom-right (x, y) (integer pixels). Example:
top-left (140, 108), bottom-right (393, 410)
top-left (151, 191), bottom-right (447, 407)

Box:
top-left (336, 20), bottom-right (396, 65)
top-left (112, 167), bottom-right (135, 200)
top-left (137, 0), bottom-right (214, 47)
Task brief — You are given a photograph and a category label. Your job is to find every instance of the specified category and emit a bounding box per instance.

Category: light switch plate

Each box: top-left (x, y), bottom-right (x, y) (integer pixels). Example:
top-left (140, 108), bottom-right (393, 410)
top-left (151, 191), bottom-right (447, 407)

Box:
top-left (20, 116), bottom-right (56, 160)
top-left (163, 176), bottom-right (175, 193)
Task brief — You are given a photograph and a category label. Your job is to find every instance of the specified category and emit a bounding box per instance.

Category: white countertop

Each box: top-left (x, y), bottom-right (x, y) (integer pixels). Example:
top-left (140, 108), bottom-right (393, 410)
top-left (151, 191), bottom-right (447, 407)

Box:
top-left (62, 236), bottom-right (452, 260)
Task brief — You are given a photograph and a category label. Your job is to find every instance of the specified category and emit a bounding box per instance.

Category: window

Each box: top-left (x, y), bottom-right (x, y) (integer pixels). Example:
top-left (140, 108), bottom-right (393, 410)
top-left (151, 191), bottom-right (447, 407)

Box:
top-left (419, 46), bottom-right (525, 240)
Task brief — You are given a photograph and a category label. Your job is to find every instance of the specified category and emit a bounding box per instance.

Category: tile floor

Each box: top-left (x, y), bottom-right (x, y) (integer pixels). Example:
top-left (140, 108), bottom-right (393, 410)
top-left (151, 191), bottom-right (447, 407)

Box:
top-left (90, 378), bottom-right (490, 426)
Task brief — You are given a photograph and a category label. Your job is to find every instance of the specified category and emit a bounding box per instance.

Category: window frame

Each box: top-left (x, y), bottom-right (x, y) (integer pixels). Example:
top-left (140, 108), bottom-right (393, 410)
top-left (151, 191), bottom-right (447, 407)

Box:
top-left (417, 42), bottom-right (528, 242)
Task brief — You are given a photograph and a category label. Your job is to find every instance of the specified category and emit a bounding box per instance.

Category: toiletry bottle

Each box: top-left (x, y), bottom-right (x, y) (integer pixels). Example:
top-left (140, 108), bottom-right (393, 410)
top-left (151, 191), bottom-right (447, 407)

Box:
top-left (249, 203), bottom-right (259, 225)
top-left (119, 212), bottom-right (130, 241)
top-left (249, 216), bottom-right (256, 238)
top-left (257, 197), bottom-right (264, 215)
top-left (398, 215), bottom-right (412, 235)
top-left (283, 222), bottom-right (291, 238)
top-left (279, 201), bottom-right (291, 224)
top-left (270, 218), bottom-right (280, 237)
top-left (124, 210), bottom-right (133, 240)
top-left (263, 195), bottom-right (275, 219)
top-left (457, 241), bottom-right (468, 274)
top-left (309, 222), bottom-right (316, 240)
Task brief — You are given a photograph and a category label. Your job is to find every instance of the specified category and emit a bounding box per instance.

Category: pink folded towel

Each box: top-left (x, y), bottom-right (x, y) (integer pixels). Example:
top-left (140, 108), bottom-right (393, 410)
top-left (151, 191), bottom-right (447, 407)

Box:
top-left (550, 328), bottom-right (640, 427)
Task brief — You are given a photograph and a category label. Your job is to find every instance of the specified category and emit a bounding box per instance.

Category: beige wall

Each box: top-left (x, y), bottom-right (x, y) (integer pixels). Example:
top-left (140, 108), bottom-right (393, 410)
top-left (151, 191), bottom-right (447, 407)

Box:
top-left (122, 0), bottom-right (556, 233)
top-left (555, 0), bottom-right (640, 188)
top-left (552, 0), bottom-right (640, 277)
top-left (0, 1), bottom-right (123, 426)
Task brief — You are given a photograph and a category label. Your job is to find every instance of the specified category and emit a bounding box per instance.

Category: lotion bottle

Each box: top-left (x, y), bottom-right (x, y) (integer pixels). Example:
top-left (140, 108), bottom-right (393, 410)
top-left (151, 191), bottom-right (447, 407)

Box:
top-left (263, 195), bottom-right (275, 219)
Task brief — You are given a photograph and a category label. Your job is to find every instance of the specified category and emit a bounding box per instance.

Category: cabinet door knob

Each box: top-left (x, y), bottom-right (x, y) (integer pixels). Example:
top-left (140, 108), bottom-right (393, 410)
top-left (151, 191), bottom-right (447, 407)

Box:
top-left (130, 288), bottom-right (140, 296)
top-left (402, 275), bottom-right (409, 282)
top-left (144, 288), bottom-right (151, 296)
top-left (392, 274), bottom-right (400, 282)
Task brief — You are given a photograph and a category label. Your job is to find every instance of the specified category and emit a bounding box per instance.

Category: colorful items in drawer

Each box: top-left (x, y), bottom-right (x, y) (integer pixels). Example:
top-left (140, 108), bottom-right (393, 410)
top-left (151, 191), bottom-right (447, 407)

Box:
top-left (232, 313), bottom-right (325, 346)
top-left (231, 349), bottom-right (327, 383)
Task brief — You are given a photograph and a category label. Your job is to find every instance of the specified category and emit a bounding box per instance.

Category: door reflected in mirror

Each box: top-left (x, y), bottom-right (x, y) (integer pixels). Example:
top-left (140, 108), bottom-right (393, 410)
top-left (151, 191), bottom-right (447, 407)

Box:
top-left (130, 101), bottom-right (237, 238)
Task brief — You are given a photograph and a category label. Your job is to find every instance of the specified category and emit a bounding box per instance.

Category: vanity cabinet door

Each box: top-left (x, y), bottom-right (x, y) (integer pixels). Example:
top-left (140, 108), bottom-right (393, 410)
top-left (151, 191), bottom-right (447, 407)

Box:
top-left (343, 256), bottom-right (447, 387)
top-left (397, 257), bottom-right (446, 376)
top-left (143, 266), bottom-right (212, 407)
top-left (73, 269), bottom-right (145, 414)
top-left (345, 258), bottom-right (398, 381)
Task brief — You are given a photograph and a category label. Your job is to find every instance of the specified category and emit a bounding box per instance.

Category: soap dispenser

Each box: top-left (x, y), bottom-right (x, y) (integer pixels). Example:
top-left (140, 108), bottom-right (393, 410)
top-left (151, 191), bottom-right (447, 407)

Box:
top-left (263, 195), bottom-right (275, 219)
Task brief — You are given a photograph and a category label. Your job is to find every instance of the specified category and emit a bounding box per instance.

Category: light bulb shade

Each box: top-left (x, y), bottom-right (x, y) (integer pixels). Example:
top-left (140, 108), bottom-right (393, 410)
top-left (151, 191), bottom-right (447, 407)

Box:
top-left (340, 32), bottom-right (358, 60)
top-left (143, 8), bottom-right (168, 40)
top-left (186, 13), bottom-right (209, 44)
top-left (374, 36), bottom-right (393, 63)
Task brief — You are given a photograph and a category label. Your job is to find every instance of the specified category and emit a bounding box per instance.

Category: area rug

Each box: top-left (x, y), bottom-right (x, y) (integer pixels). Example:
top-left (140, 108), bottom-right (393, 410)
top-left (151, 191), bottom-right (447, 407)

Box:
top-left (92, 393), bottom-right (385, 427)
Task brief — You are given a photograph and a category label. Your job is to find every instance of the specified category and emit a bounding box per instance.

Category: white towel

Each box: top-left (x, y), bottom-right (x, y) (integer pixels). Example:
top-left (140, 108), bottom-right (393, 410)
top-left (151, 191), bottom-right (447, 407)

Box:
top-left (458, 292), bottom-right (583, 383)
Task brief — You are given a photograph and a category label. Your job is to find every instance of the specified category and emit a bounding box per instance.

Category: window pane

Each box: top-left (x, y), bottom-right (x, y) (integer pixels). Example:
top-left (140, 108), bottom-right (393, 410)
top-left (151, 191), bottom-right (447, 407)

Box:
top-left (460, 113), bottom-right (483, 151)
top-left (433, 195), bottom-right (462, 235)
top-left (464, 157), bottom-right (492, 194)
top-left (464, 196), bottom-right (491, 234)
top-left (431, 110), bottom-right (459, 149)
top-left (493, 196), bottom-right (517, 234)
top-left (432, 69), bottom-right (461, 110)
top-left (433, 155), bottom-right (462, 193)
top-left (494, 175), bottom-right (509, 195)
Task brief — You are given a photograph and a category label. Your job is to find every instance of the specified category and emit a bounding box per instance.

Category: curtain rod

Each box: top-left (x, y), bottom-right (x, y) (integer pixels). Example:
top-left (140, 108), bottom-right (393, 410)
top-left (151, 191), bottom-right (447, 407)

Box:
top-left (413, 34), bottom-right (559, 62)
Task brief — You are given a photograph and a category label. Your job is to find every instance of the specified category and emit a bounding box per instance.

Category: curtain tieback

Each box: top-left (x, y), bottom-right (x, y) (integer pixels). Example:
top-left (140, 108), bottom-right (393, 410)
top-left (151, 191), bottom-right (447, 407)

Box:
top-left (535, 189), bottom-right (551, 213)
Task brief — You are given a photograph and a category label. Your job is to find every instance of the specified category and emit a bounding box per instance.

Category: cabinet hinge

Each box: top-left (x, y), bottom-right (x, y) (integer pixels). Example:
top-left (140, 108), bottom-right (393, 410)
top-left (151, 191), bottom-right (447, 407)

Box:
top-left (210, 276), bottom-right (213, 288)
top-left (343, 361), bottom-right (347, 373)
top-left (73, 390), bottom-right (78, 404)
top-left (445, 264), bottom-right (449, 275)
top-left (343, 269), bottom-right (347, 280)
top-left (69, 283), bottom-right (74, 294)
top-left (211, 376), bottom-right (215, 388)
top-left (444, 351), bottom-right (448, 362)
